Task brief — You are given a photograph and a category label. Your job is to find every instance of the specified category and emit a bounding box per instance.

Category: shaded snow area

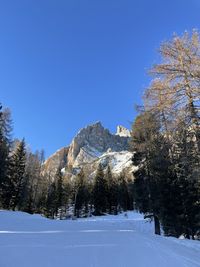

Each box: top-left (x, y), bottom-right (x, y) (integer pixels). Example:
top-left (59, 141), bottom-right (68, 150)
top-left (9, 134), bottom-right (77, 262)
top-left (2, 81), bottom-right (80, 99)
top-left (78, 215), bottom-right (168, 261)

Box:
top-left (0, 211), bottom-right (200, 267)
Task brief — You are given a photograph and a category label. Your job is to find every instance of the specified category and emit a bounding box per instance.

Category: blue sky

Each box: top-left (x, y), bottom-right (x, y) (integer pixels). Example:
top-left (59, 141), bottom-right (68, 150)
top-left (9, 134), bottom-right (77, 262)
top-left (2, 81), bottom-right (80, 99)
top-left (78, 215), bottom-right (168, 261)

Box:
top-left (0, 0), bottom-right (200, 157)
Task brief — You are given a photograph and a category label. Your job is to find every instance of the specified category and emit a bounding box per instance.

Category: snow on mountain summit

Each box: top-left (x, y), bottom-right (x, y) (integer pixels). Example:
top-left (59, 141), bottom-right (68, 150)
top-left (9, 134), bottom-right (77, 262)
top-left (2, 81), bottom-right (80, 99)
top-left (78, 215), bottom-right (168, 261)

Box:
top-left (116, 125), bottom-right (131, 137)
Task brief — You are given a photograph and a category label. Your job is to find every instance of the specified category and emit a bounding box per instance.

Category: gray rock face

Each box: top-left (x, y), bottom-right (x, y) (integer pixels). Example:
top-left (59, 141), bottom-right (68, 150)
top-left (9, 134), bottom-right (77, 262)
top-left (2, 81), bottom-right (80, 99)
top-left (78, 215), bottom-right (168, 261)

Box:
top-left (43, 122), bottom-right (132, 178)
top-left (67, 122), bottom-right (130, 167)
top-left (42, 147), bottom-right (69, 177)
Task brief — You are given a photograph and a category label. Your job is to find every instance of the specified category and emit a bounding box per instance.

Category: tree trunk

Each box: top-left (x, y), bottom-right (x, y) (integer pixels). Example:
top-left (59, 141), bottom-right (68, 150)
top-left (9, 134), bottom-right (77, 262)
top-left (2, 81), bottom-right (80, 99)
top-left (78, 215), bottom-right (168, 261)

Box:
top-left (154, 215), bottom-right (161, 235)
top-left (144, 214), bottom-right (161, 235)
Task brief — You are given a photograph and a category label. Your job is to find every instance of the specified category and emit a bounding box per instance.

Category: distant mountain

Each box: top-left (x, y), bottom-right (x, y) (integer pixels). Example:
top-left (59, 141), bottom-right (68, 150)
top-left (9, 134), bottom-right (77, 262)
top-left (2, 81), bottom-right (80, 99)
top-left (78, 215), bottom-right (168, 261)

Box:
top-left (43, 122), bottom-right (136, 180)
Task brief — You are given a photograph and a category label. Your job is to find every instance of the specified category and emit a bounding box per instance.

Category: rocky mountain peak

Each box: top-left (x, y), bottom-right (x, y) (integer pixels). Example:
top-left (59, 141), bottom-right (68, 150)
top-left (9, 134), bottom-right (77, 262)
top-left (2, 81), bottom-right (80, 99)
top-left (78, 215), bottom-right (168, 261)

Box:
top-left (43, 121), bottom-right (134, 179)
top-left (116, 125), bottom-right (131, 137)
top-left (67, 122), bottom-right (130, 166)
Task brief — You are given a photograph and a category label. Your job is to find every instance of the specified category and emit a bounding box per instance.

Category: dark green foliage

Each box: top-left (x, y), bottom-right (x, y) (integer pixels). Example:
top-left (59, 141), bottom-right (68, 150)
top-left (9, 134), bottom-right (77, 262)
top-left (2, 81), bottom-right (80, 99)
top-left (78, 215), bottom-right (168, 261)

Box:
top-left (55, 168), bottom-right (64, 216)
top-left (8, 139), bottom-right (26, 210)
top-left (0, 104), bottom-right (12, 208)
top-left (105, 165), bottom-right (118, 214)
top-left (73, 169), bottom-right (90, 217)
top-left (171, 122), bottom-right (200, 238)
top-left (93, 164), bottom-right (108, 215)
top-left (45, 168), bottom-right (69, 219)
top-left (131, 108), bottom-right (200, 238)
top-left (133, 168), bottom-right (149, 213)
top-left (131, 112), bottom-right (171, 235)
top-left (45, 182), bottom-right (57, 218)
top-left (117, 173), bottom-right (131, 212)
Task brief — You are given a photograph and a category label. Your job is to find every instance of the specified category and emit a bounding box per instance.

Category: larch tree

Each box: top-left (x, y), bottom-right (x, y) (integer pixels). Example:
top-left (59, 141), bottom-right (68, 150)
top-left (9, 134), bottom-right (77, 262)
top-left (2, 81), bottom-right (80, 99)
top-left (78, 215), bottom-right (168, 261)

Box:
top-left (145, 30), bottom-right (200, 151)
top-left (132, 30), bottom-right (200, 238)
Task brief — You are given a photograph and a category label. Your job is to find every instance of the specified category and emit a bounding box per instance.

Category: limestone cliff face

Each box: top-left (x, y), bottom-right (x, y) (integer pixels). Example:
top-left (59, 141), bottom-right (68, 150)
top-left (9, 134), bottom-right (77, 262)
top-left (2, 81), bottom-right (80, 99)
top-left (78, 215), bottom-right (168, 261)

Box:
top-left (43, 147), bottom-right (69, 176)
top-left (67, 122), bottom-right (130, 167)
top-left (43, 122), bottom-right (134, 179)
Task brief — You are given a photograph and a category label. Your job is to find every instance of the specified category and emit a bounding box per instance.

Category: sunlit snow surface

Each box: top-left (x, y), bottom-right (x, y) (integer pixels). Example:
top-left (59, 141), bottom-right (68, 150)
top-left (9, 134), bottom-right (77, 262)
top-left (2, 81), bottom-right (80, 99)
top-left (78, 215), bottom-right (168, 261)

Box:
top-left (0, 211), bottom-right (200, 267)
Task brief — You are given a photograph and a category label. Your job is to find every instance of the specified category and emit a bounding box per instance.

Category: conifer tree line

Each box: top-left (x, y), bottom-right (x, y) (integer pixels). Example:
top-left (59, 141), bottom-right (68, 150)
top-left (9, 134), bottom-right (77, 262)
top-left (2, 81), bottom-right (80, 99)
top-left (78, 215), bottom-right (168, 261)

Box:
top-left (0, 104), bottom-right (46, 213)
top-left (131, 30), bottom-right (200, 239)
top-left (0, 105), bottom-right (133, 217)
top-left (44, 164), bottom-right (134, 219)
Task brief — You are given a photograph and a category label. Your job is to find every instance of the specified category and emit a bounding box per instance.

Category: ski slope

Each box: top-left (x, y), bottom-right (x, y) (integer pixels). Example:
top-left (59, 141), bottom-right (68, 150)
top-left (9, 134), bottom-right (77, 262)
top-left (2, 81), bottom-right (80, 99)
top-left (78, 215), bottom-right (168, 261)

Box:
top-left (0, 211), bottom-right (200, 267)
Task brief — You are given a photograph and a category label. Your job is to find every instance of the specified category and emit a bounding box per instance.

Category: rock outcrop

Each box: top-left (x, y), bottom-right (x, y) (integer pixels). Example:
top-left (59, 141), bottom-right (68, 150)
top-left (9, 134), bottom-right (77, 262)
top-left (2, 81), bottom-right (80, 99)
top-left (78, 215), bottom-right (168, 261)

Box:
top-left (43, 147), bottom-right (69, 177)
top-left (116, 125), bottom-right (131, 137)
top-left (67, 122), bottom-right (130, 167)
top-left (43, 122), bottom-right (134, 179)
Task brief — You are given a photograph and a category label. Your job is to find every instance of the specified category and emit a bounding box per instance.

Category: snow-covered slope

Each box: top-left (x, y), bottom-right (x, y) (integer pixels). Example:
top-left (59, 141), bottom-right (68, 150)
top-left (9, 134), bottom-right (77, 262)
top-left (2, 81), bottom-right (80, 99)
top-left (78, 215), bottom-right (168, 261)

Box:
top-left (98, 151), bottom-right (136, 174)
top-left (0, 211), bottom-right (200, 267)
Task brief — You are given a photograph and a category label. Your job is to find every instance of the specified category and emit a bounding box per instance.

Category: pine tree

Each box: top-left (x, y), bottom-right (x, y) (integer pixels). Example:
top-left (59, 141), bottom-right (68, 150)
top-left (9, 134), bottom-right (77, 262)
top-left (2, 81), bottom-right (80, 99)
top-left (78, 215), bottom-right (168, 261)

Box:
top-left (93, 164), bottom-right (107, 215)
top-left (73, 169), bottom-right (89, 218)
top-left (0, 104), bottom-right (12, 208)
top-left (45, 182), bottom-right (57, 219)
top-left (118, 173), bottom-right (131, 212)
top-left (171, 121), bottom-right (200, 238)
top-left (8, 139), bottom-right (27, 210)
top-left (105, 165), bottom-right (118, 214)
top-left (131, 112), bottom-right (171, 235)
top-left (55, 168), bottom-right (65, 218)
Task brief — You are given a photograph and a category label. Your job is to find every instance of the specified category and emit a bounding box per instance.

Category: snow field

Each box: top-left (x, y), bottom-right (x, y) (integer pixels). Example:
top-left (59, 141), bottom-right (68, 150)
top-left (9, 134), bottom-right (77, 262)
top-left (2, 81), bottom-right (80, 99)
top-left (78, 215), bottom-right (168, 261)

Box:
top-left (0, 211), bottom-right (200, 267)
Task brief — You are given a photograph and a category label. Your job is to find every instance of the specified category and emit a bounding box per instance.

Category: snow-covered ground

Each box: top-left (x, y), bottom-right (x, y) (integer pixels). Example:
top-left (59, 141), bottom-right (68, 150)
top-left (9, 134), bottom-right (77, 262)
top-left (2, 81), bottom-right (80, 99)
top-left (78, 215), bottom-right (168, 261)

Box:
top-left (0, 211), bottom-right (200, 267)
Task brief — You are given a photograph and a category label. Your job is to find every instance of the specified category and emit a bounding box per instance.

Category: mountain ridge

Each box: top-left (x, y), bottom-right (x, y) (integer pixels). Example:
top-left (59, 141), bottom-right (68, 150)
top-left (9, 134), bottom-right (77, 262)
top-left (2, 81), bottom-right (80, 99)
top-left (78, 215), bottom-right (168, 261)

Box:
top-left (43, 122), bottom-right (134, 179)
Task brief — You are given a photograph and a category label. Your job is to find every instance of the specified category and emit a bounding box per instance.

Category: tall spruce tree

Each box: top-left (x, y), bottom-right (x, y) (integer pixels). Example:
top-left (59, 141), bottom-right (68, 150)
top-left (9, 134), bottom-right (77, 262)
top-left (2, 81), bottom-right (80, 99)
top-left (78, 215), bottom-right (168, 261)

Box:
top-left (0, 104), bottom-right (12, 208)
top-left (118, 172), bottom-right (131, 212)
top-left (45, 182), bottom-right (57, 219)
top-left (8, 139), bottom-right (26, 210)
top-left (171, 120), bottom-right (200, 238)
top-left (55, 168), bottom-right (65, 218)
top-left (73, 169), bottom-right (89, 218)
top-left (93, 164), bottom-right (107, 215)
top-left (105, 165), bottom-right (118, 214)
top-left (131, 112), bottom-right (171, 235)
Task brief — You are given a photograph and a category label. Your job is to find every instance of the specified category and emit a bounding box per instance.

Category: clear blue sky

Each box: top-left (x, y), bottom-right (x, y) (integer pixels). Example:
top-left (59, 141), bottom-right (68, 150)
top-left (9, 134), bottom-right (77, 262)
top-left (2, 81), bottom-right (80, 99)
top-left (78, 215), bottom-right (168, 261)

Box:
top-left (1, 0), bottom-right (200, 157)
